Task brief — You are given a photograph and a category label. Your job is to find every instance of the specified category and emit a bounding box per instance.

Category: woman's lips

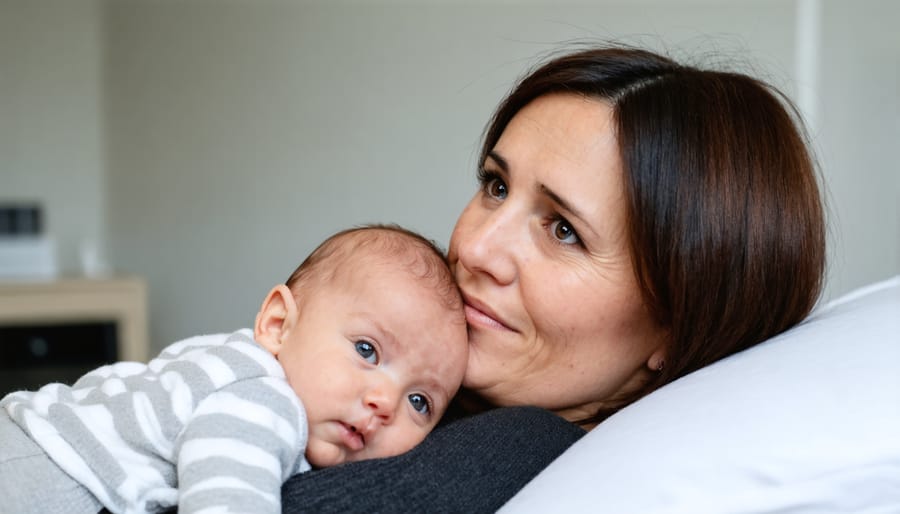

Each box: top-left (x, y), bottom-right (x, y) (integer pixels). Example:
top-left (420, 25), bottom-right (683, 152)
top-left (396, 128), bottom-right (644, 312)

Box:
top-left (462, 295), bottom-right (515, 332)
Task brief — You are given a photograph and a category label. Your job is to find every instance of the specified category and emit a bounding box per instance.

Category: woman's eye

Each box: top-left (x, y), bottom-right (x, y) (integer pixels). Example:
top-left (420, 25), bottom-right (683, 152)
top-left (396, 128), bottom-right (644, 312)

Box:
top-left (550, 218), bottom-right (580, 245)
top-left (354, 341), bottom-right (378, 364)
top-left (408, 393), bottom-right (430, 415)
top-left (478, 170), bottom-right (508, 200)
top-left (486, 178), bottom-right (508, 200)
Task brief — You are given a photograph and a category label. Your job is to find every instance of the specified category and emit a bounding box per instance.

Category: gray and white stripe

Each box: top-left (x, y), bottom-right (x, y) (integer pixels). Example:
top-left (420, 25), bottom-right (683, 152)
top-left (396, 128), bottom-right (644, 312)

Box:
top-left (1, 329), bottom-right (309, 514)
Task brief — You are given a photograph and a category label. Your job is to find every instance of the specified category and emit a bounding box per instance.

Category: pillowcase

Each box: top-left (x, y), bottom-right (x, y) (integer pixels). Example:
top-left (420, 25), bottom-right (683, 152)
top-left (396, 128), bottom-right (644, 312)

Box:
top-left (501, 275), bottom-right (900, 513)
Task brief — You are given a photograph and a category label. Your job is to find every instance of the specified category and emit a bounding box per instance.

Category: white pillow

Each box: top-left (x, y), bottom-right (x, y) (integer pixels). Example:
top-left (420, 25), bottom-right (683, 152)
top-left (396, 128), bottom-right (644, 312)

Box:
top-left (501, 275), bottom-right (900, 513)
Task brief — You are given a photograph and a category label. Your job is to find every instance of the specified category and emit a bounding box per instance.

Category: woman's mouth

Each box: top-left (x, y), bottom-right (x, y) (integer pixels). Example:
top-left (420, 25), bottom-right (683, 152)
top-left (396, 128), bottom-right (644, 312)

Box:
top-left (462, 294), bottom-right (515, 332)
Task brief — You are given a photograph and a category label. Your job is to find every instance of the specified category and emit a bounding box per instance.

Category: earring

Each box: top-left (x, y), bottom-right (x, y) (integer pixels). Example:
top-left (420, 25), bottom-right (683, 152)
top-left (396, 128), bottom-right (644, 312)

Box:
top-left (655, 360), bottom-right (665, 372)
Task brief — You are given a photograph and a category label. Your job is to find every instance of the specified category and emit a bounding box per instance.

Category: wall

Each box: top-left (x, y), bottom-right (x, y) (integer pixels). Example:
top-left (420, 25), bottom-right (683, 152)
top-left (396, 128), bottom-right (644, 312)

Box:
top-left (0, 0), bottom-right (107, 273)
top-left (103, 0), bottom-right (797, 351)
top-left (3, 0), bottom-right (897, 355)
top-left (817, 0), bottom-right (900, 296)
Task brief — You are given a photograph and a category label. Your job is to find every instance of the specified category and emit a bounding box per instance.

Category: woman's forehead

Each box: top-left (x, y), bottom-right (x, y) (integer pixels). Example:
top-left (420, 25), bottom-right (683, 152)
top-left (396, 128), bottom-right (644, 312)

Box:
top-left (505, 94), bottom-right (615, 149)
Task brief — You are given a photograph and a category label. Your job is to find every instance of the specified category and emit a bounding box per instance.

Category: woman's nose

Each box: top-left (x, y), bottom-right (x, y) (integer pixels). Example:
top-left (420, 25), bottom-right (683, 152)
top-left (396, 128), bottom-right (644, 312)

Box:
top-left (454, 202), bottom-right (518, 286)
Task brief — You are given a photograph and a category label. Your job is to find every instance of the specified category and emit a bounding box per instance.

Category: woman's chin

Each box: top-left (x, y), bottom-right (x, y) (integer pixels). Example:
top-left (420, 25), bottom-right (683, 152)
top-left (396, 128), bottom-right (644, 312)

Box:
top-left (462, 350), bottom-right (501, 390)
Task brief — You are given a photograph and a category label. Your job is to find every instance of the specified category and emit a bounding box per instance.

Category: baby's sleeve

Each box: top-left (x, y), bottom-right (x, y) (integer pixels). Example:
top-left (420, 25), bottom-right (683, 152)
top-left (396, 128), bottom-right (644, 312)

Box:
top-left (174, 376), bottom-right (308, 514)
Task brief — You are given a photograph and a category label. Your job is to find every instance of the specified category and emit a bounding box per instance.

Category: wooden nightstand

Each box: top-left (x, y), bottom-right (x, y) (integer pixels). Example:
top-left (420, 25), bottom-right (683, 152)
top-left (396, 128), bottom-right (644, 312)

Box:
top-left (0, 277), bottom-right (148, 395)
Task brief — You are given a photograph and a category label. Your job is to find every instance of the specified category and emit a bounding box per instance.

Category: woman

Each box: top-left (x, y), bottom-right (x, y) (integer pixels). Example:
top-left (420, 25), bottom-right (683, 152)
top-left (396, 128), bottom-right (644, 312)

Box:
top-left (279, 45), bottom-right (826, 512)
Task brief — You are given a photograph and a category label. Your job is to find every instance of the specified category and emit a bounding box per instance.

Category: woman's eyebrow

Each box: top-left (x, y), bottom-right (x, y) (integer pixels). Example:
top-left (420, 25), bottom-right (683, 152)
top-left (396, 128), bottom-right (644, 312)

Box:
top-left (490, 149), bottom-right (591, 228)
top-left (486, 150), bottom-right (509, 171)
top-left (539, 183), bottom-right (588, 225)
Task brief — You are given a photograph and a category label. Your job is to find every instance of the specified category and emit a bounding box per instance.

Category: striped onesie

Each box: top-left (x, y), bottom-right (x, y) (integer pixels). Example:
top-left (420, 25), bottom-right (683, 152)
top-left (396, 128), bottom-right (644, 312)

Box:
top-left (0, 329), bottom-right (310, 514)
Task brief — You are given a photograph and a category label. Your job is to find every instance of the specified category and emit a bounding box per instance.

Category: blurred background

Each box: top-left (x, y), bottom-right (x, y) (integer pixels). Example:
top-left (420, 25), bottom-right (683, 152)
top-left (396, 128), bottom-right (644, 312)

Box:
top-left (2, 0), bottom-right (898, 362)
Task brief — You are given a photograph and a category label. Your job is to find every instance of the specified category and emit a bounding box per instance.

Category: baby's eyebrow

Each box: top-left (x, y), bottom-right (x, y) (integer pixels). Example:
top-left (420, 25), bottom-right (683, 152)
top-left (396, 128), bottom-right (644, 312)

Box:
top-left (424, 377), bottom-right (453, 411)
top-left (354, 314), bottom-right (396, 347)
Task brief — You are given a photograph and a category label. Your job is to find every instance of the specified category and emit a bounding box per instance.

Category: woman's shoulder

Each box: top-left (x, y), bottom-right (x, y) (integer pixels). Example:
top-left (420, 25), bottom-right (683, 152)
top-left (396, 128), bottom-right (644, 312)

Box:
top-left (442, 405), bottom-right (586, 443)
top-left (281, 406), bottom-right (585, 513)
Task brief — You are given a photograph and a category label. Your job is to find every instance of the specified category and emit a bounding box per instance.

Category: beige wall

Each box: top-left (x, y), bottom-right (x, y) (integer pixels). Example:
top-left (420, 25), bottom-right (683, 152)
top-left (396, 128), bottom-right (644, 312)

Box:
top-left (817, 0), bottom-right (900, 296)
top-left (2, 0), bottom-right (897, 354)
top-left (1, 0), bottom-right (107, 274)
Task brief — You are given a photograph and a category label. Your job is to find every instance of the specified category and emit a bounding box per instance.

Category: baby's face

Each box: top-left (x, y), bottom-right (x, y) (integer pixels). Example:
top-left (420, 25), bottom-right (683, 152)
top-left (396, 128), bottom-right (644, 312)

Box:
top-left (275, 261), bottom-right (468, 468)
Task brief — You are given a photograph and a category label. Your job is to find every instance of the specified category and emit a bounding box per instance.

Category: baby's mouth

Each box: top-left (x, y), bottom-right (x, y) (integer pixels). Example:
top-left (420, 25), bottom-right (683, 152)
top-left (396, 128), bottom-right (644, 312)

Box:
top-left (341, 422), bottom-right (365, 451)
top-left (350, 424), bottom-right (365, 443)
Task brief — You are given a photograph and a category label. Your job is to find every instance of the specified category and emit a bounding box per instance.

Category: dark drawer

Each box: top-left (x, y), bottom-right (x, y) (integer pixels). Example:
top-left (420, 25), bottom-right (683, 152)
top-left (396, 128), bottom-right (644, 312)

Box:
top-left (0, 321), bottom-right (118, 396)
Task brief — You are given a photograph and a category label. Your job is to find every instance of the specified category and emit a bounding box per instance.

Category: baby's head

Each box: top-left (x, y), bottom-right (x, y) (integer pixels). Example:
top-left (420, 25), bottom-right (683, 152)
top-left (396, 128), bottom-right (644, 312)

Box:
top-left (254, 224), bottom-right (468, 468)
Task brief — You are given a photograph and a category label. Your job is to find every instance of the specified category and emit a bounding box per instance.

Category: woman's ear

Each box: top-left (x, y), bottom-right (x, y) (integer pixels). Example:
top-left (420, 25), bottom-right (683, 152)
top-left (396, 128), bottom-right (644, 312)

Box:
top-left (647, 347), bottom-right (668, 373)
top-left (254, 284), bottom-right (299, 357)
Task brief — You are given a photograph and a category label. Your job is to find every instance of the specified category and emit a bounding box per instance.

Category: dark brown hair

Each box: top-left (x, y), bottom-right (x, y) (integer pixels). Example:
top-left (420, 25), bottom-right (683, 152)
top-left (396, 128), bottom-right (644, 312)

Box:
top-left (481, 46), bottom-right (826, 424)
top-left (285, 223), bottom-right (462, 312)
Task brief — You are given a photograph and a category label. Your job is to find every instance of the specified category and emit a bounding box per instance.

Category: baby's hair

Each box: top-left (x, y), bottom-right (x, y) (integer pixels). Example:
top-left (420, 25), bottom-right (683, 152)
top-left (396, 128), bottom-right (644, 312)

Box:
top-left (285, 224), bottom-right (462, 311)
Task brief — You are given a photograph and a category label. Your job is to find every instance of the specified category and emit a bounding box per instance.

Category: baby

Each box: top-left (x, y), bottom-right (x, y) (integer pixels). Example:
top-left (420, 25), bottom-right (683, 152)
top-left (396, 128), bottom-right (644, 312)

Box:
top-left (0, 224), bottom-right (468, 514)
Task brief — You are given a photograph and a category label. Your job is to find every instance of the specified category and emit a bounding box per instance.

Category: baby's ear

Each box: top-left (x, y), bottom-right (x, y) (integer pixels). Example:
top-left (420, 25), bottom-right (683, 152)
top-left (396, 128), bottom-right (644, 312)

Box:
top-left (254, 284), bottom-right (299, 356)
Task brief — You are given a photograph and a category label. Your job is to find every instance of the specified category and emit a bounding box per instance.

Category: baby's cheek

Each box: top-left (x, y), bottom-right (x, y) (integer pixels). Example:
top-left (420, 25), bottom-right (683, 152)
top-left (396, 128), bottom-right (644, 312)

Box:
top-left (305, 437), bottom-right (345, 468)
top-left (378, 426), bottom-right (431, 459)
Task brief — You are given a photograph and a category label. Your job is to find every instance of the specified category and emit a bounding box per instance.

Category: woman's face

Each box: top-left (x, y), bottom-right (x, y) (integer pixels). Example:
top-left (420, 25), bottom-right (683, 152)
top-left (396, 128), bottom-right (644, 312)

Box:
top-left (448, 92), bottom-right (667, 423)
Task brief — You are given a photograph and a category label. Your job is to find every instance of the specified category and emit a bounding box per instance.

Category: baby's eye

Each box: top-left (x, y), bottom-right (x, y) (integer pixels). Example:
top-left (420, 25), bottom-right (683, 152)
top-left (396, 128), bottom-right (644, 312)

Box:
top-left (354, 341), bottom-right (378, 364)
top-left (550, 218), bottom-right (580, 245)
top-left (407, 393), bottom-right (431, 415)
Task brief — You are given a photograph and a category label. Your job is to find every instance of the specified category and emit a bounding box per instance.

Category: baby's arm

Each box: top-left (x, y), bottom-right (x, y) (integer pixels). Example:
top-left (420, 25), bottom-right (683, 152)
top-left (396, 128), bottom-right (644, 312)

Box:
top-left (175, 377), bottom-right (308, 514)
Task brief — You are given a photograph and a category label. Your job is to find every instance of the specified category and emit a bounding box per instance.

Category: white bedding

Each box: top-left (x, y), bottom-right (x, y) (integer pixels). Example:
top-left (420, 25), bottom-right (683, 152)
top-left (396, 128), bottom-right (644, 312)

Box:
top-left (502, 275), bottom-right (900, 513)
